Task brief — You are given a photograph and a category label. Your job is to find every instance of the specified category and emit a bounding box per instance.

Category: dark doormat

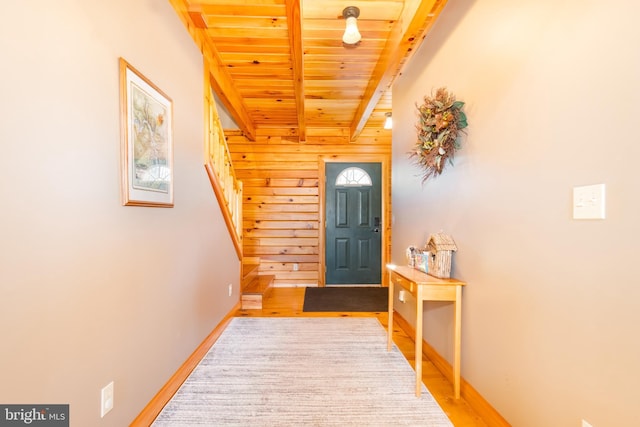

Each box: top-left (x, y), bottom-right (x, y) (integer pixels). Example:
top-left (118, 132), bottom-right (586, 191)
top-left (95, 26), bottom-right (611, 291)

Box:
top-left (302, 287), bottom-right (388, 312)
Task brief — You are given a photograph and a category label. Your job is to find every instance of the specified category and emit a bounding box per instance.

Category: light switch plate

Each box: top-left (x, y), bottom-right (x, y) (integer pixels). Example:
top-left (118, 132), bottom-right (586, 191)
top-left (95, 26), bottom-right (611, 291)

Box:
top-left (101, 381), bottom-right (114, 417)
top-left (573, 184), bottom-right (605, 219)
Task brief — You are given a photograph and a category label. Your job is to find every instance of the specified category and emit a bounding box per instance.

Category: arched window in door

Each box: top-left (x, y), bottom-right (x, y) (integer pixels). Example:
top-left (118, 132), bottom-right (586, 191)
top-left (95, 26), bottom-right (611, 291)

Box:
top-left (334, 166), bottom-right (372, 187)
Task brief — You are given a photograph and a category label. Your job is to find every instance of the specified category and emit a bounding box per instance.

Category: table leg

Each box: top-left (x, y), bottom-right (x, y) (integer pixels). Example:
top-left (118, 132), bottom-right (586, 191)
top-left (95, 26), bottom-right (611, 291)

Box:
top-left (415, 292), bottom-right (423, 397)
top-left (453, 285), bottom-right (462, 399)
top-left (387, 275), bottom-right (394, 352)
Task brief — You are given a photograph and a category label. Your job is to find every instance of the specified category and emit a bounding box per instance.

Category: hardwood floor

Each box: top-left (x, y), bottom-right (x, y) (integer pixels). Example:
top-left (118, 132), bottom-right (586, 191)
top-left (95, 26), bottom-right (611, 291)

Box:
top-left (235, 287), bottom-right (489, 427)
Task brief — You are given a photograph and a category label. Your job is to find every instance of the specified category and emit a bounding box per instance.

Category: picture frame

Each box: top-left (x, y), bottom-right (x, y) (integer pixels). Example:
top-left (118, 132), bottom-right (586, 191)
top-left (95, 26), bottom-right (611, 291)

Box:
top-left (119, 57), bottom-right (174, 207)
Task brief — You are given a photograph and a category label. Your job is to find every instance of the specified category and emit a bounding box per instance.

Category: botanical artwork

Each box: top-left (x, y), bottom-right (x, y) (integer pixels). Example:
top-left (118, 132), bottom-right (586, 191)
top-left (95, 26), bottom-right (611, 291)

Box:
top-left (119, 57), bottom-right (173, 207)
top-left (409, 87), bottom-right (468, 182)
top-left (131, 84), bottom-right (170, 193)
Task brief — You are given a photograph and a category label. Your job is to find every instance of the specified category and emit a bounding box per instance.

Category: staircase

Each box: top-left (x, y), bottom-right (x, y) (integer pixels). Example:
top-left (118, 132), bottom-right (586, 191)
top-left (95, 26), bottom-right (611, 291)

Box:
top-left (204, 72), bottom-right (276, 308)
top-left (240, 258), bottom-right (275, 310)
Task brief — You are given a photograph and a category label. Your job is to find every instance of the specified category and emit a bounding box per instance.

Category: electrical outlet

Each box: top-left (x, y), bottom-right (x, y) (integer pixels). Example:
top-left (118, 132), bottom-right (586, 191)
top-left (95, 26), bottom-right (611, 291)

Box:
top-left (100, 381), bottom-right (114, 417)
top-left (228, 283), bottom-right (233, 297)
top-left (293, 263), bottom-right (299, 271)
top-left (398, 290), bottom-right (406, 303)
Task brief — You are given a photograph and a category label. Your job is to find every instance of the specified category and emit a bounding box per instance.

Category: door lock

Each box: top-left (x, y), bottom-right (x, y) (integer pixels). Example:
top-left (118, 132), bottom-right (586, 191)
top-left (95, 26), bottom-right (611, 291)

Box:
top-left (372, 216), bottom-right (380, 233)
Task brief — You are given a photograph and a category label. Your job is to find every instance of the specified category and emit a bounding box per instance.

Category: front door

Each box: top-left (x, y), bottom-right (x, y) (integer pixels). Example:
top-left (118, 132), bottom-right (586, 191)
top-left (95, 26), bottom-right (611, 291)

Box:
top-left (325, 162), bottom-right (382, 285)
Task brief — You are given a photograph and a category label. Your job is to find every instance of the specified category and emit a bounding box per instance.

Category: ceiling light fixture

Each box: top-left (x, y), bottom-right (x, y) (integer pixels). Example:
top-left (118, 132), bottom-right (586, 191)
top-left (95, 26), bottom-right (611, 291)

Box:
top-left (342, 6), bottom-right (361, 46)
top-left (384, 112), bottom-right (393, 129)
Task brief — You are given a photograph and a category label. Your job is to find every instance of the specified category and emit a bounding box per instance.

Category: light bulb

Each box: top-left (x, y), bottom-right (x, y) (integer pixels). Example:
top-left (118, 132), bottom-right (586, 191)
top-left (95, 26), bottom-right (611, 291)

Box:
top-left (343, 16), bottom-right (361, 45)
top-left (384, 113), bottom-right (393, 129)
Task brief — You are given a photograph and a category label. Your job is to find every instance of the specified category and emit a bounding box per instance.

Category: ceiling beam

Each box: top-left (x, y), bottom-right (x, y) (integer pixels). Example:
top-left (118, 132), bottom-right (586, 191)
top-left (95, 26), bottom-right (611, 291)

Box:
top-left (202, 46), bottom-right (256, 140)
top-left (168, 0), bottom-right (256, 141)
top-left (285, 0), bottom-right (306, 142)
top-left (348, 0), bottom-right (449, 141)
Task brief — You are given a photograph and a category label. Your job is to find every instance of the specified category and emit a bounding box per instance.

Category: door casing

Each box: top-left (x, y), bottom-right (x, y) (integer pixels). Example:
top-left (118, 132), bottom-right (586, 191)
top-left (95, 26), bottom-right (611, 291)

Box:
top-left (318, 154), bottom-right (390, 287)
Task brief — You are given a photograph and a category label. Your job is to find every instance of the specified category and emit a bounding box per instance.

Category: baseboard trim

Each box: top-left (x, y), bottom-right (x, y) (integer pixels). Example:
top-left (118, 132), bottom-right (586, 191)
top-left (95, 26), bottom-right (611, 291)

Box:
top-left (130, 301), bottom-right (241, 426)
top-left (393, 311), bottom-right (511, 427)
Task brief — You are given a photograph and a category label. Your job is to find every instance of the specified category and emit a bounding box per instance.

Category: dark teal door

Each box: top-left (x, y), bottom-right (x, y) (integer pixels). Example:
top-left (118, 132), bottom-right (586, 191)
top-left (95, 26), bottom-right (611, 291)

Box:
top-left (325, 162), bottom-right (382, 285)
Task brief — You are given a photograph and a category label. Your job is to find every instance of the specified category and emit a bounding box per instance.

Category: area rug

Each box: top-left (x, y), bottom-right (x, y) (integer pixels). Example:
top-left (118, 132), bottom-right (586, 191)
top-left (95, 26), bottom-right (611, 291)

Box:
top-left (152, 317), bottom-right (452, 426)
top-left (302, 286), bottom-right (388, 312)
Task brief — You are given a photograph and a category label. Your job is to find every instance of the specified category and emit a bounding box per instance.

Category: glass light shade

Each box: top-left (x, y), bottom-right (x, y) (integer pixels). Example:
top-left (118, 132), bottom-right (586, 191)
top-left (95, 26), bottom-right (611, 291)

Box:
top-left (342, 16), bottom-right (361, 45)
top-left (384, 113), bottom-right (393, 129)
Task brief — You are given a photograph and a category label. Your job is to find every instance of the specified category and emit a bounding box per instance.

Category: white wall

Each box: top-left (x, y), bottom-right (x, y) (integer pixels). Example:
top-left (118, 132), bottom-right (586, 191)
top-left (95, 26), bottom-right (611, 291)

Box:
top-left (392, 0), bottom-right (640, 426)
top-left (0, 1), bottom-right (239, 425)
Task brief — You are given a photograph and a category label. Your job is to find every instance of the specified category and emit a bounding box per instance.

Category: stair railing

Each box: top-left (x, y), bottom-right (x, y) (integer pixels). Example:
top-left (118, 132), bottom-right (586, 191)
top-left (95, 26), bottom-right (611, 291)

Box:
top-left (204, 75), bottom-right (243, 260)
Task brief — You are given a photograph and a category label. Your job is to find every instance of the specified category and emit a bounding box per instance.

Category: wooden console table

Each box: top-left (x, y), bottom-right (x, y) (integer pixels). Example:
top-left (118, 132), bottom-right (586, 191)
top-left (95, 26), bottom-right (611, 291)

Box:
top-left (386, 264), bottom-right (466, 399)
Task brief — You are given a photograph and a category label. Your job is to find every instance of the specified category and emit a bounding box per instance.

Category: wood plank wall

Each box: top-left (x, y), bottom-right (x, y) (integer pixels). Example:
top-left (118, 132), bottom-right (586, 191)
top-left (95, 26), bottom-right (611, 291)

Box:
top-left (227, 127), bottom-right (392, 286)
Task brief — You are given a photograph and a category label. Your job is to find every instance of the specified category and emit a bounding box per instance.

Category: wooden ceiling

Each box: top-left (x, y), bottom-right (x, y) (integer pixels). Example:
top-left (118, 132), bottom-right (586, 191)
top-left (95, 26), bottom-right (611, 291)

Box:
top-left (169, 0), bottom-right (448, 141)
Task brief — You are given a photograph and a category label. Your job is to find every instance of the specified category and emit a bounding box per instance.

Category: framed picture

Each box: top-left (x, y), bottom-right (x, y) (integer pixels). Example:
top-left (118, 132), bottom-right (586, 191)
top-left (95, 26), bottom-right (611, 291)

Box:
top-left (119, 57), bottom-right (174, 207)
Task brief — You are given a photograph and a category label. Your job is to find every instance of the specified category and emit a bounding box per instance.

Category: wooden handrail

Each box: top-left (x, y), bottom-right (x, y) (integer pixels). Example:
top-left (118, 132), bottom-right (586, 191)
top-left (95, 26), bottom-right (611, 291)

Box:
top-left (204, 65), bottom-right (243, 260)
top-left (167, 1), bottom-right (244, 260)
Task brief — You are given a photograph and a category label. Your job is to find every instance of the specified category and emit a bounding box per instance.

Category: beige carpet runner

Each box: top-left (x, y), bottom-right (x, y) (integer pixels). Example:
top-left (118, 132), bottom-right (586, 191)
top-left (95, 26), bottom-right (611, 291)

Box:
top-left (152, 317), bottom-right (452, 426)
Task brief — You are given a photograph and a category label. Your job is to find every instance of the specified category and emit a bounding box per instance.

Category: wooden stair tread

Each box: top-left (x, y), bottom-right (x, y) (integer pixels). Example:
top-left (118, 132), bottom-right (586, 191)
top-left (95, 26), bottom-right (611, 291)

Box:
top-left (242, 263), bottom-right (259, 277)
top-left (241, 263), bottom-right (260, 291)
top-left (241, 274), bottom-right (275, 310)
top-left (243, 275), bottom-right (275, 294)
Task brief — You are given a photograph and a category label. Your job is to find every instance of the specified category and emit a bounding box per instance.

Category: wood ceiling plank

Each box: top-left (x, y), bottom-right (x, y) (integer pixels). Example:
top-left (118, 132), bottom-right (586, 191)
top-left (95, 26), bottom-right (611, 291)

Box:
top-left (204, 16), bottom-right (289, 29)
top-left (306, 128), bottom-right (350, 137)
top-left (302, 0), bottom-right (404, 20)
top-left (245, 98), bottom-right (297, 106)
top-left (176, 0), bottom-right (447, 137)
top-left (229, 71), bottom-right (294, 79)
top-left (170, 0), bottom-right (256, 140)
top-left (302, 45), bottom-right (383, 54)
top-left (304, 80), bottom-right (368, 88)
top-left (243, 129), bottom-right (296, 137)
top-left (215, 44), bottom-right (292, 54)
top-left (239, 90), bottom-right (296, 99)
top-left (305, 71), bottom-right (374, 80)
top-left (304, 90), bottom-right (364, 99)
top-left (227, 64), bottom-right (294, 73)
top-left (239, 90), bottom-right (295, 101)
top-left (236, 80), bottom-right (296, 88)
top-left (206, 27), bottom-right (289, 38)
top-left (197, 0), bottom-right (284, 4)
top-left (227, 65), bottom-right (294, 74)
top-left (205, 54), bottom-right (256, 139)
top-left (305, 99), bottom-right (360, 109)
top-left (303, 19), bottom-right (395, 35)
top-left (198, 4), bottom-right (286, 17)
top-left (302, 38), bottom-right (386, 48)
top-left (210, 37), bottom-right (291, 46)
top-left (304, 74), bottom-right (370, 81)
top-left (300, 54), bottom-right (376, 63)
top-left (304, 61), bottom-right (376, 72)
top-left (219, 52), bottom-right (292, 62)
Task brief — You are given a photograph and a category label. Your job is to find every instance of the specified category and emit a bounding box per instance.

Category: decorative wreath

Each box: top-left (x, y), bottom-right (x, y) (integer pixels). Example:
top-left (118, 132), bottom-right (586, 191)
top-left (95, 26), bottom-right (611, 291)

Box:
top-left (409, 87), bottom-right (468, 182)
